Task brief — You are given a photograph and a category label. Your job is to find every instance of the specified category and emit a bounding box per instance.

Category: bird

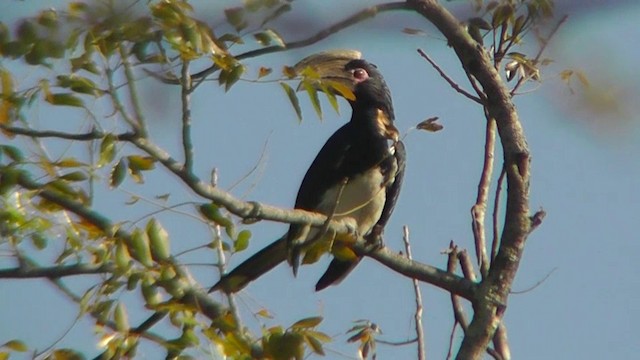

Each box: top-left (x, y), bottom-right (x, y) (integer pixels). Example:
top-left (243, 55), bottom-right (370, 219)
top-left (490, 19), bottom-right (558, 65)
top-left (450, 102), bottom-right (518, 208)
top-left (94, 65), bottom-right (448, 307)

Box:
top-left (209, 50), bottom-right (406, 293)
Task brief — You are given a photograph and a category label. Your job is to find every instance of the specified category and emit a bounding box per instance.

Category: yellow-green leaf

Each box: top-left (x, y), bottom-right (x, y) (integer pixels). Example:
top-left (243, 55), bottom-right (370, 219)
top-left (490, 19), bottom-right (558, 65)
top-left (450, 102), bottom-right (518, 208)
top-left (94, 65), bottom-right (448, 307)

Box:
top-left (59, 171), bottom-right (87, 182)
top-left (110, 158), bottom-right (127, 188)
top-left (291, 316), bottom-right (323, 329)
top-left (114, 302), bottom-right (129, 332)
top-left (98, 134), bottom-right (117, 168)
top-left (126, 229), bottom-right (153, 267)
top-left (280, 82), bottom-right (302, 122)
top-left (2, 340), bottom-right (28, 352)
top-left (46, 93), bottom-right (84, 108)
top-left (146, 219), bottom-right (171, 261)
top-left (234, 229), bottom-right (251, 252)
top-left (127, 155), bottom-right (155, 171)
top-left (303, 81), bottom-right (322, 119)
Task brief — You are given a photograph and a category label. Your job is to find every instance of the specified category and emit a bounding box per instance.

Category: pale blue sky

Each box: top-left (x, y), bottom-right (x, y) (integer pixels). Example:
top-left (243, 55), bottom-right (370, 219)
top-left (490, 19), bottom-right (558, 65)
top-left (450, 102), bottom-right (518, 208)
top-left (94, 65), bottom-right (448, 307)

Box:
top-left (1, 1), bottom-right (639, 359)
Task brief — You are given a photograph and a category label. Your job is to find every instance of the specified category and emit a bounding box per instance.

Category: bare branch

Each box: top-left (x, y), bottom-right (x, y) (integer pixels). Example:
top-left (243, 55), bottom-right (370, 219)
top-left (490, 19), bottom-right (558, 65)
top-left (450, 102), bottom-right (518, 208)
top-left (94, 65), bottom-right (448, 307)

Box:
top-left (189, 2), bottom-right (411, 84)
top-left (0, 263), bottom-right (113, 279)
top-left (491, 166), bottom-right (506, 262)
top-left (492, 324), bottom-right (510, 360)
top-left (402, 226), bottom-right (426, 360)
top-left (471, 116), bottom-right (497, 279)
top-left (119, 44), bottom-right (147, 137)
top-left (180, 60), bottom-right (195, 171)
top-left (0, 125), bottom-right (136, 141)
top-left (446, 243), bottom-right (469, 333)
top-left (364, 243), bottom-right (477, 300)
top-left (409, 1), bottom-right (533, 358)
top-left (417, 49), bottom-right (483, 104)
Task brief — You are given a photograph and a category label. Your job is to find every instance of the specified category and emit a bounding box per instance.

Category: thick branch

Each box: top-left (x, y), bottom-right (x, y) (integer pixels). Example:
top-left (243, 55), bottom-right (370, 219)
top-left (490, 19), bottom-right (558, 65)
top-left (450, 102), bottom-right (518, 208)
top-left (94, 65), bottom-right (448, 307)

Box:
top-left (408, 1), bottom-right (532, 359)
top-left (362, 244), bottom-right (477, 301)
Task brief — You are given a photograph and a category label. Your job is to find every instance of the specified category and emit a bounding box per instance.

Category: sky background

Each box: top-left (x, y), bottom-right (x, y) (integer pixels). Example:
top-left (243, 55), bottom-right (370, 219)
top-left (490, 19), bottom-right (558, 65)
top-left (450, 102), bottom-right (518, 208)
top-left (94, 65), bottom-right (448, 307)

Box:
top-left (1, 0), bottom-right (639, 359)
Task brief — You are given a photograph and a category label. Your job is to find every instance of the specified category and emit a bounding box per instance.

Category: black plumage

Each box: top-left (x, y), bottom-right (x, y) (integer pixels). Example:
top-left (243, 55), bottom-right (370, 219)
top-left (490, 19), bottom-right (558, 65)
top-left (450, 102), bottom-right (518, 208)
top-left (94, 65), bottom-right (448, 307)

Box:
top-left (210, 52), bottom-right (405, 293)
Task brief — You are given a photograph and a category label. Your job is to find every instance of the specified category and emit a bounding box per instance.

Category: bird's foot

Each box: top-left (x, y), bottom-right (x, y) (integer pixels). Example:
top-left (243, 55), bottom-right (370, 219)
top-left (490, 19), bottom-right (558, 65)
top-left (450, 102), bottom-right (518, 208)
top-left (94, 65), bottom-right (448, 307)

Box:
top-left (335, 217), bottom-right (359, 242)
top-left (364, 225), bottom-right (384, 250)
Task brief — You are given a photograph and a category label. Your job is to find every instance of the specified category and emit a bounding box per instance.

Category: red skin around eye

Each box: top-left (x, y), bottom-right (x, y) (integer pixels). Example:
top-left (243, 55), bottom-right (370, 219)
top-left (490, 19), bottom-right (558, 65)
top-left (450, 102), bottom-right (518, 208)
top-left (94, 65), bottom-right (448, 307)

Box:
top-left (352, 68), bottom-right (369, 83)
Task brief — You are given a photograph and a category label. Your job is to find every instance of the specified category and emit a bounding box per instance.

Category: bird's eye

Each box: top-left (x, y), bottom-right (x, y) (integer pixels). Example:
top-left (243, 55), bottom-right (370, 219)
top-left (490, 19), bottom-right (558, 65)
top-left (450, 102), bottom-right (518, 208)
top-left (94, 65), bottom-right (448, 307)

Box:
top-left (352, 68), bottom-right (369, 81)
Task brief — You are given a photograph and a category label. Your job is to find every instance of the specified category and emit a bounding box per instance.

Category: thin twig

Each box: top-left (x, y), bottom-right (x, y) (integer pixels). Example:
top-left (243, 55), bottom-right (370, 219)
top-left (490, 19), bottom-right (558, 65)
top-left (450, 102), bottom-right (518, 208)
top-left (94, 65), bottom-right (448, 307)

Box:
top-left (105, 63), bottom-right (139, 132)
top-left (402, 226), bottom-right (426, 360)
top-left (445, 321), bottom-right (458, 360)
top-left (446, 243), bottom-right (469, 334)
top-left (511, 267), bottom-right (556, 295)
top-left (491, 166), bottom-right (506, 262)
top-left (211, 169), bottom-right (244, 332)
top-left (180, 60), bottom-right (194, 171)
top-left (188, 2), bottom-right (411, 87)
top-left (417, 49), bottom-right (483, 104)
top-left (119, 44), bottom-right (147, 137)
top-left (377, 337), bottom-right (418, 346)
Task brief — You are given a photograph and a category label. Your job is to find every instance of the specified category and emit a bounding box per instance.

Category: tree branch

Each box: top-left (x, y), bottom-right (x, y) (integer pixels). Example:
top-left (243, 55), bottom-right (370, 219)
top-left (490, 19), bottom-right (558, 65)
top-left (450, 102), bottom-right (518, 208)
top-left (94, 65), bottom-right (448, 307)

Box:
top-left (0, 125), bottom-right (136, 141)
top-left (471, 115), bottom-right (496, 279)
top-left (417, 48), bottom-right (483, 104)
top-left (408, 1), bottom-right (533, 358)
top-left (0, 262), bottom-right (113, 279)
top-left (402, 226), bottom-right (426, 360)
top-left (180, 60), bottom-right (194, 172)
top-left (189, 2), bottom-right (412, 83)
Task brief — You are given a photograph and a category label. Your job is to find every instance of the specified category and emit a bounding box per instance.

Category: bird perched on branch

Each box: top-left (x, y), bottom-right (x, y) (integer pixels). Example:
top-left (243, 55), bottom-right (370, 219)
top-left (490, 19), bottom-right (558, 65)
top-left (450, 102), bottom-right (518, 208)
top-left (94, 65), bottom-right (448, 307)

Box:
top-left (209, 50), bottom-right (405, 293)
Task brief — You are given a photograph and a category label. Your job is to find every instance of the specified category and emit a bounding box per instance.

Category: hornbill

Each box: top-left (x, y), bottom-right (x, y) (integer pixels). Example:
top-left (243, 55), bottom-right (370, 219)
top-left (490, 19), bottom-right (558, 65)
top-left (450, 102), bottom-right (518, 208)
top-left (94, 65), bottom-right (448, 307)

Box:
top-left (209, 50), bottom-right (405, 293)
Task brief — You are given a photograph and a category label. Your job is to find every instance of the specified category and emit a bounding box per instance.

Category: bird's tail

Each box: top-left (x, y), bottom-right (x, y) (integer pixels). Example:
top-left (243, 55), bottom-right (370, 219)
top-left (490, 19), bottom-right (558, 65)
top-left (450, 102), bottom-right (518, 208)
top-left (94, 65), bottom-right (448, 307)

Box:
top-left (314, 257), bottom-right (362, 291)
top-left (208, 236), bottom-right (287, 293)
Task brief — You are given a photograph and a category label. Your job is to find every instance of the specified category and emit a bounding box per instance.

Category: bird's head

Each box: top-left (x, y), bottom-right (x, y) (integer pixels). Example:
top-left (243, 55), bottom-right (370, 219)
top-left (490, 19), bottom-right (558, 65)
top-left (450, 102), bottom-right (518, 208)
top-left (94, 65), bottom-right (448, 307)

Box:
top-left (294, 50), bottom-right (395, 122)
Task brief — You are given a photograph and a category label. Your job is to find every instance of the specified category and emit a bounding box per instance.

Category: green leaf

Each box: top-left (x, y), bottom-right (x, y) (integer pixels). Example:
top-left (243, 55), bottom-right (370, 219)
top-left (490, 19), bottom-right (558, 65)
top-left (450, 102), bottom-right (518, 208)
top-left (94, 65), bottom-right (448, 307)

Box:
top-left (224, 7), bottom-right (247, 32)
top-left (98, 134), bottom-right (117, 168)
top-left (320, 83), bottom-right (339, 114)
top-left (55, 158), bottom-right (87, 168)
top-left (31, 233), bottom-right (48, 250)
top-left (291, 316), bottom-right (323, 329)
top-left (1, 340), bottom-right (28, 352)
top-left (253, 29), bottom-right (285, 47)
top-left (304, 334), bottom-right (325, 355)
top-left (114, 302), bottom-right (129, 332)
top-left (1, 145), bottom-right (24, 162)
top-left (198, 204), bottom-right (232, 228)
top-left (59, 171), bottom-right (88, 182)
top-left (126, 229), bottom-right (153, 267)
top-left (110, 158), bottom-right (127, 188)
top-left (279, 82), bottom-right (302, 122)
top-left (46, 93), bottom-right (84, 107)
top-left (146, 219), bottom-right (171, 261)
top-left (56, 75), bottom-right (100, 96)
top-left (234, 230), bottom-right (251, 252)
top-left (224, 64), bottom-right (244, 92)
top-left (303, 81), bottom-right (322, 119)
top-left (114, 240), bottom-right (131, 270)
top-left (127, 155), bottom-right (155, 171)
